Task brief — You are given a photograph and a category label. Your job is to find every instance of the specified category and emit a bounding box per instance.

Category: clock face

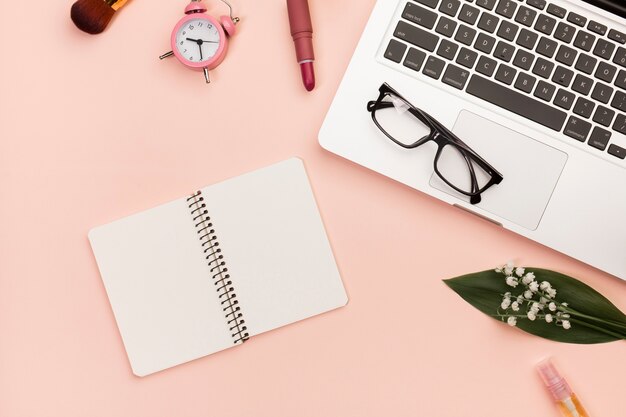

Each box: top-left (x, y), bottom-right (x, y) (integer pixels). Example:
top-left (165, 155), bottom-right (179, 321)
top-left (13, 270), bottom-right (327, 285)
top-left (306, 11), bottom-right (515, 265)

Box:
top-left (174, 18), bottom-right (221, 63)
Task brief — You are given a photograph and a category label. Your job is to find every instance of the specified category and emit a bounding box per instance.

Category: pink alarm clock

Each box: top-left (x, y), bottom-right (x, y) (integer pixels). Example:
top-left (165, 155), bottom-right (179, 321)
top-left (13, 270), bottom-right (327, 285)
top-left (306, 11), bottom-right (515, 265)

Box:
top-left (159, 0), bottom-right (239, 83)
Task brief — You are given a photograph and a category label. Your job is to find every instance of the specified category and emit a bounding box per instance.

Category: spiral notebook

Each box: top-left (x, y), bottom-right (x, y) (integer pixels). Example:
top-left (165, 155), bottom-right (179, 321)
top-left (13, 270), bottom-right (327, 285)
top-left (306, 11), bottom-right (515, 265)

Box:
top-left (89, 158), bottom-right (348, 377)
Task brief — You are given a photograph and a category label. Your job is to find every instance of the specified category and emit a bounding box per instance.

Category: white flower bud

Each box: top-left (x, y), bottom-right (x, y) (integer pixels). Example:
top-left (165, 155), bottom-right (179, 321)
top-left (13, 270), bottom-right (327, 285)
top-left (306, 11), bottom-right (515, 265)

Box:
top-left (506, 276), bottom-right (519, 288)
top-left (549, 302), bottom-right (557, 312)
top-left (524, 290), bottom-right (533, 299)
top-left (545, 314), bottom-right (553, 323)
top-left (501, 299), bottom-right (511, 310)
top-left (507, 316), bottom-right (517, 327)
top-left (527, 312), bottom-right (537, 321)
top-left (516, 267), bottom-right (525, 277)
top-left (562, 320), bottom-right (571, 330)
top-left (511, 301), bottom-right (520, 311)
top-left (529, 281), bottom-right (539, 293)
top-left (540, 281), bottom-right (551, 291)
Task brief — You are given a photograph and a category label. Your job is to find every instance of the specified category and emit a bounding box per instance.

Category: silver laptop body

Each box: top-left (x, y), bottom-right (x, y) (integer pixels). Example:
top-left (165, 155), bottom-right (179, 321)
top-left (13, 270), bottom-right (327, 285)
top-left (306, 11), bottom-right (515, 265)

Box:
top-left (320, 0), bottom-right (626, 279)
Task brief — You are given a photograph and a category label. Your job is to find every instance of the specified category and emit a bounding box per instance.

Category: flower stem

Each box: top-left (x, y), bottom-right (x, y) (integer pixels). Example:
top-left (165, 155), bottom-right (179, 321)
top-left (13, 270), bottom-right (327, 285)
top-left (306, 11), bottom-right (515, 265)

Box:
top-left (569, 318), bottom-right (626, 340)
top-left (563, 307), bottom-right (626, 331)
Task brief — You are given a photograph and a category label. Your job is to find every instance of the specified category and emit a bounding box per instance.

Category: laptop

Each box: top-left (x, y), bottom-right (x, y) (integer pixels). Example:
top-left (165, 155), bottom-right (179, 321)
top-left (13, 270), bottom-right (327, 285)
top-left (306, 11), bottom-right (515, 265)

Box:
top-left (320, 0), bottom-right (626, 280)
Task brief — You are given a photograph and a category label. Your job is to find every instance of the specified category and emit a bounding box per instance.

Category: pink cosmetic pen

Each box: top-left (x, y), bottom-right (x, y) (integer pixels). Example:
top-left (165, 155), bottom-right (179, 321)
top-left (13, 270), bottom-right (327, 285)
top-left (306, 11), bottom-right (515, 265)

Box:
top-left (286, 0), bottom-right (315, 91)
top-left (537, 359), bottom-right (590, 417)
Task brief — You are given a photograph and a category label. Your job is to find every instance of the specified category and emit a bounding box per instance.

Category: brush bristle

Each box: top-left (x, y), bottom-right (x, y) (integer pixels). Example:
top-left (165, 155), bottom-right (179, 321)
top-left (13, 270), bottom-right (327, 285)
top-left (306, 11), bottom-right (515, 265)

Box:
top-left (71, 0), bottom-right (116, 34)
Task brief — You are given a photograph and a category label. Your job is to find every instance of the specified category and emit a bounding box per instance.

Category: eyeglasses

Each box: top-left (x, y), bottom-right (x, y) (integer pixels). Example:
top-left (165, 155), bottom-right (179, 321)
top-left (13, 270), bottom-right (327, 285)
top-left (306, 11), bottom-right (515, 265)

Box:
top-left (367, 83), bottom-right (503, 205)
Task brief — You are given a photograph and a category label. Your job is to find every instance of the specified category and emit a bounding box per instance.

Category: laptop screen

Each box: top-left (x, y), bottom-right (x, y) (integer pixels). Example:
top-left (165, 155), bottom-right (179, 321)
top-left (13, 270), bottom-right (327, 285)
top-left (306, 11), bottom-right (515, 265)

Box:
top-left (582, 0), bottom-right (626, 18)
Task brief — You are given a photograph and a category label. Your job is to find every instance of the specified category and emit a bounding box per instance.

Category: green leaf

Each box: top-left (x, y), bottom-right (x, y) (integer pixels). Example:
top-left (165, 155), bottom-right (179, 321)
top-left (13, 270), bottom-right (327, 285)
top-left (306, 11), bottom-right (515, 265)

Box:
top-left (443, 268), bottom-right (626, 344)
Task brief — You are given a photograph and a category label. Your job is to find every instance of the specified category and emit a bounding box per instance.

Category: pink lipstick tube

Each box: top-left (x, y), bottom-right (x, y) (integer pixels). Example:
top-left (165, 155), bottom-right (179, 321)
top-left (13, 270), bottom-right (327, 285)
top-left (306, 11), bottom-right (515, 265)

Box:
top-left (287, 0), bottom-right (315, 91)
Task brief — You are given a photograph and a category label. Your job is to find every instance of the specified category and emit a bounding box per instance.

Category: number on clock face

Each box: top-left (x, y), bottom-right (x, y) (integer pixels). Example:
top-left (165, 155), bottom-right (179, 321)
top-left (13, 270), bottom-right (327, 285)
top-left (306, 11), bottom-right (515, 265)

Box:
top-left (175, 18), bottom-right (221, 63)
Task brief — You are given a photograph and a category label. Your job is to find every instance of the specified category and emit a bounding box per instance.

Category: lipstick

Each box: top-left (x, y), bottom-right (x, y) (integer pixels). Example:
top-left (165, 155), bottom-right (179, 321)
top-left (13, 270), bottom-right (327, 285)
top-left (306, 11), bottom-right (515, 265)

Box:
top-left (287, 0), bottom-right (315, 91)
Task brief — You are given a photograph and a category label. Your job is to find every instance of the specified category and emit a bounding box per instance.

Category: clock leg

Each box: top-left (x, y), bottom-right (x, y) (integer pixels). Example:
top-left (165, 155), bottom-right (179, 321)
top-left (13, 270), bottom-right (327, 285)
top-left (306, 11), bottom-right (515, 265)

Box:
top-left (203, 68), bottom-right (210, 84)
top-left (159, 51), bottom-right (174, 60)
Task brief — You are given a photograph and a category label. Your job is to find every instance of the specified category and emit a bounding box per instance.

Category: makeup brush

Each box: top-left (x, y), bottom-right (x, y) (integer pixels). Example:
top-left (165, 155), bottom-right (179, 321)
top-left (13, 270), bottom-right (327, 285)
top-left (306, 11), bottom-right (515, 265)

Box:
top-left (70, 0), bottom-right (130, 34)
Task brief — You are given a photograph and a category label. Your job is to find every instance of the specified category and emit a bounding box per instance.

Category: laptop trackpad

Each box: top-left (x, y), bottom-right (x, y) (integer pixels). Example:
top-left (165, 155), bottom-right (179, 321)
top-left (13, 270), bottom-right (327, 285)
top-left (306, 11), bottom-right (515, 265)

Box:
top-left (429, 110), bottom-right (568, 230)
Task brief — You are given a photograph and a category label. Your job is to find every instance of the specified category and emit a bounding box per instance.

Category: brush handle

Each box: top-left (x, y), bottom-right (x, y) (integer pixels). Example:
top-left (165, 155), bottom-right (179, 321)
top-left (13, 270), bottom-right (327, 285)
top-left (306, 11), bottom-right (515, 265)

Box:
top-left (107, 0), bottom-right (129, 11)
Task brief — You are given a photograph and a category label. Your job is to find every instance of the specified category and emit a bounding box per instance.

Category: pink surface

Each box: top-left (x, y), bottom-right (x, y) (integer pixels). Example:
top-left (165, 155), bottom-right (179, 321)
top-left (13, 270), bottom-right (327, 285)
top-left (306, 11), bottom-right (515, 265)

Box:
top-left (1, 1), bottom-right (625, 416)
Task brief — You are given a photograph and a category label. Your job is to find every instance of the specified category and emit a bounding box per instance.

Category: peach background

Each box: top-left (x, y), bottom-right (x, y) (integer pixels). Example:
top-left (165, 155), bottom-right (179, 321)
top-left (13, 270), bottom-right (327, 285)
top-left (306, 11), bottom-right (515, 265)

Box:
top-left (1, 0), bottom-right (625, 416)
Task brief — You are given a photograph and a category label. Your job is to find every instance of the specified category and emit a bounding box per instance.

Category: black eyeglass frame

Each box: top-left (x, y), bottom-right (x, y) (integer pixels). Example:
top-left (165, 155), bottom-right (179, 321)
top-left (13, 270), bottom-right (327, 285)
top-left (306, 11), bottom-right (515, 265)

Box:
top-left (366, 83), bottom-right (503, 205)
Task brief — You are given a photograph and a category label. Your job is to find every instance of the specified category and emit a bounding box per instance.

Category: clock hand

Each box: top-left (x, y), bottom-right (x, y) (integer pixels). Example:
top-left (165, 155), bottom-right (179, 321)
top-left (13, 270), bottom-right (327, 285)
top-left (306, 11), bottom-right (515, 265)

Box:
top-left (186, 37), bottom-right (219, 44)
top-left (199, 43), bottom-right (203, 60)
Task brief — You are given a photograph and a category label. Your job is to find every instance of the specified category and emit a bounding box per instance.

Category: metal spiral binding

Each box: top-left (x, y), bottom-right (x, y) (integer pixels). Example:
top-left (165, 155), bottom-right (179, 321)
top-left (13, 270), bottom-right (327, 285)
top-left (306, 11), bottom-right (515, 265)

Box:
top-left (186, 191), bottom-right (249, 344)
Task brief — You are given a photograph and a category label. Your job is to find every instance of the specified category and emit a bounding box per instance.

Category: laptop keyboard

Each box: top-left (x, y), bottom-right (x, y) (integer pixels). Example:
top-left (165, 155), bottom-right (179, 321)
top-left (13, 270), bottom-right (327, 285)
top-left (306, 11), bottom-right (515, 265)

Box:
top-left (383, 0), bottom-right (626, 162)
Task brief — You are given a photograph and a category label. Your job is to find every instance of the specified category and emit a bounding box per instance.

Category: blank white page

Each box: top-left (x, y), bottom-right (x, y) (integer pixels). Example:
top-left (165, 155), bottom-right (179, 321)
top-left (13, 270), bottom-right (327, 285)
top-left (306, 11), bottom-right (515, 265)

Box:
top-left (89, 197), bottom-right (233, 377)
top-left (201, 158), bottom-right (348, 337)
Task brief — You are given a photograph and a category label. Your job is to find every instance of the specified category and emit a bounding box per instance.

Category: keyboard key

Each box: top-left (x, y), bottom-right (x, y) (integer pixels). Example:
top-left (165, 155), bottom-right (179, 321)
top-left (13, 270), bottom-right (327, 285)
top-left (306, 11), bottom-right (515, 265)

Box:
top-left (466, 74), bottom-right (567, 130)
top-left (608, 29), bottom-right (626, 45)
top-left (442, 64), bottom-right (471, 89)
top-left (572, 74), bottom-right (594, 95)
top-left (516, 28), bottom-right (539, 49)
top-left (575, 54), bottom-right (598, 75)
top-left (532, 57), bottom-right (554, 78)
top-left (613, 47), bottom-right (626, 68)
top-left (403, 47), bottom-right (427, 71)
top-left (554, 22), bottom-right (575, 43)
top-left (587, 21), bottom-right (607, 36)
top-left (475, 33), bottom-right (497, 54)
top-left (536, 36), bottom-right (558, 58)
top-left (552, 65), bottom-right (574, 87)
top-left (402, 3), bottom-right (438, 29)
top-left (593, 105), bottom-right (615, 126)
top-left (591, 83), bottom-right (614, 104)
top-left (440, 0), bottom-right (462, 17)
top-left (494, 41), bottom-right (515, 62)
top-left (608, 144), bottom-right (626, 159)
top-left (436, 16), bottom-right (458, 37)
top-left (495, 64), bottom-right (517, 85)
top-left (394, 21), bottom-right (440, 52)
top-left (476, 0), bottom-right (497, 10)
top-left (588, 127), bottom-right (611, 150)
top-left (610, 90), bottom-right (626, 111)
top-left (567, 12), bottom-right (586, 27)
top-left (456, 47), bottom-right (478, 68)
top-left (534, 14), bottom-right (556, 35)
top-left (554, 88), bottom-right (576, 110)
top-left (593, 39), bottom-right (616, 61)
top-left (573, 31), bottom-right (595, 52)
top-left (534, 80), bottom-right (556, 101)
top-left (555, 45), bottom-right (577, 66)
top-left (595, 62), bottom-right (617, 83)
top-left (476, 55), bottom-right (498, 76)
top-left (573, 97), bottom-right (595, 118)
top-left (423, 55), bottom-right (446, 79)
top-left (526, 0), bottom-right (546, 10)
top-left (478, 13), bottom-right (500, 34)
top-left (495, 0), bottom-right (517, 19)
top-left (437, 39), bottom-right (459, 60)
top-left (497, 21), bottom-right (519, 42)
top-left (613, 114), bottom-right (626, 134)
top-left (459, 4), bottom-right (481, 25)
top-left (616, 70), bottom-right (626, 90)
top-left (515, 72), bottom-right (537, 93)
top-left (384, 39), bottom-right (407, 63)
top-left (415, 0), bottom-right (439, 8)
top-left (455, 25), bottom-right (477, 45)
top-left (564, 116), bottom-right (592, 141)
top-left (546, 3), bottom-right (566, 19)
top-left (513, 49), bottom-right (535, 70)
top-left (515, 6), bottom-right (537, 27)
